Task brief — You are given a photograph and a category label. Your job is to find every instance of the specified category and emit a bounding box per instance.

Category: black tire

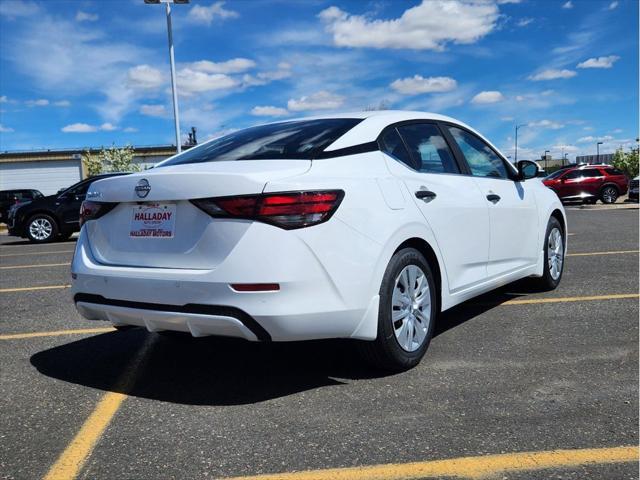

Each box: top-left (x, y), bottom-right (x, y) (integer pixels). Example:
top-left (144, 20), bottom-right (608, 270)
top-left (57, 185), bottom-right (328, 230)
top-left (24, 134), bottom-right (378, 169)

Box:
top-left (25, 214), bottom-right (59, 243)
top-left (583, 197), bottom-right (597, 205)
top-left (533, 216), bottom-right (565, 291)
top-left (600, 185), bottom-right (618, 204)
top-left (358, 248), bottom-right (437, 371)
top-left (57, 231), bottom-right (73, 241)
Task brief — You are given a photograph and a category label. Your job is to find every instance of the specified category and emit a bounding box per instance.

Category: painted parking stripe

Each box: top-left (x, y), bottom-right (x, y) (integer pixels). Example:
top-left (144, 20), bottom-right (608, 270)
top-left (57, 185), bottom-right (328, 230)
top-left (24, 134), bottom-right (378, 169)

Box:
top-left (0, 327), bottom-right (114, 340)
top-left (0, 262), bottom-right (70, 270)
top-left (223, 446), bottom-right (639, 480)
top-left (0, 250), bottom-right (74, 257)
top-left (0, 284), bottom-right (70, 293)
top-left (499, 293), bottom-right (638, 306)
top-left (567, 250), bottom-right (639, 257)
top-left (43, 336), bottom-right (156, 480)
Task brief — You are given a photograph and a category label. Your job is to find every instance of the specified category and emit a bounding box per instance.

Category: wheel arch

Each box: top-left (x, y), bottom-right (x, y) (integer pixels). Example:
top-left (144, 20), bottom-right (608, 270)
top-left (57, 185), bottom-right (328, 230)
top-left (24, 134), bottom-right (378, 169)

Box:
top-left (599, 182), bottom-right (620, 194)
top-left (393, 237), bottom-right (442, 314)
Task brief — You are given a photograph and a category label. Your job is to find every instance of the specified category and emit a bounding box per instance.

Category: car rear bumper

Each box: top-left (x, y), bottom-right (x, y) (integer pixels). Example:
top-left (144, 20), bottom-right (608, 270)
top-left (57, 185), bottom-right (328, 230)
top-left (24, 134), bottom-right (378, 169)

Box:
top-left (71, 222), bottom-right (380, 341)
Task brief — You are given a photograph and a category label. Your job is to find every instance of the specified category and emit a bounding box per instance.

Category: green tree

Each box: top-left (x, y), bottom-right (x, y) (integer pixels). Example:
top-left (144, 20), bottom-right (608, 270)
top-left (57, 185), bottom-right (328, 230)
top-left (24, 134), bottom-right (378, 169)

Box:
top-left (612, 146), bottom-right (639, 178)
top-left (81, 144), bottom-right (141, 176)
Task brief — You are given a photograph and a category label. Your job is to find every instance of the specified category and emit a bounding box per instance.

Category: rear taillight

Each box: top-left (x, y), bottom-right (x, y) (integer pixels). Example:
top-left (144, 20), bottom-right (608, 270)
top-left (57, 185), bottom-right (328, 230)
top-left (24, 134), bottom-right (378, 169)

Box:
top-left (79, 201), bottom-right (117, 227)
top-left (191, 190), bottom-right (344, 229)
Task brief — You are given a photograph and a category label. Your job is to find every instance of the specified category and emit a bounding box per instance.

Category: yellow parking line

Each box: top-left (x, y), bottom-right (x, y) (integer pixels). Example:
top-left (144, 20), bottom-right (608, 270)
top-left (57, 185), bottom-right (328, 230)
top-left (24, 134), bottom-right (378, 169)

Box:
top-left (43, 336), bottom-right (156, 480)
top-left (500, 293), bottom-right (638, 306)
top-left (0, 262), bottom-right (70, 270)
top-left (567, 250), bottom-right (639, 257)
top-left (0, 250), bottom-right (74, 257)
top-left (0, 284), bottom-right (70, 293)
top-left (223, 445), bottom-right (639, 480)
top-left (0, 327), bottom-right (114, 340)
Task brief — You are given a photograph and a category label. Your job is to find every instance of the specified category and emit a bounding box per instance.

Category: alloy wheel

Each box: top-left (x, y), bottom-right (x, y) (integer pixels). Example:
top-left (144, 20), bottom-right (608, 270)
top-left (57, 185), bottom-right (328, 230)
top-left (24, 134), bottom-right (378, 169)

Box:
top-left (547, 227), bottom-right (564, 280)
top-left (29, 218), bottom-right (53, 241)
top-left (391, 265), bottom-right (431, 352)
top-left (602, 187), bottom-right (617, 204)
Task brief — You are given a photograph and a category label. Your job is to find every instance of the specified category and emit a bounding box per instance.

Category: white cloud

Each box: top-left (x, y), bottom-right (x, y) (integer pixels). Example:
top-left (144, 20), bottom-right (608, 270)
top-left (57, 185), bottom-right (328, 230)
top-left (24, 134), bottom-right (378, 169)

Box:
top-left (26, 98), bottom-right (49, 107)
top-left (528, 119), bottom-right (564, 129)
top-left (140, 104), bottom-right (167, 117)
top-left (577, 135), bottom-right (613, 143)
top-left (100, 122), bottom-right (117, 131)
top-left (528, 69), bottom-right (577, 81)
top-left (562, 1), bottom-right (573, 9)
top-left (188, 2), bottom-right (238, 25)
top-left (61, 122), bottom-right (118, 133)
top-left (609, 1), bottom-right (619, 10)
top-left (517, 18), bottom-right (534, 27)
top-left (127, 65), bottom-right (165, 90)
top-left (501, 116), bottom-right (514, 121)
top-left (176, 69), bottom-right (237, 95)
top-left (471, 90), bottom-right (504, 104)
top-left (577, 55), bottom-right (620, 69)
top-left (287, 91), bottom-right (344, 111)
top-left (241, 63), bottom-right (293, 87)
top-left (0, 124), bottom-right (14, 133)
top-left (390, 75), bottom-right (457, 95)
top-left (124, 127), bottom-right (138, 133)
top-left (0, 95), bottom-right (8, 103)
top-left (190, 58), bottom-right (255, 74)
top-left (319, 0), bottom-right (499, 50)
top-left (251, 106), bottom-right (289, 117)
top-left (0, 0), bottom-right (39, 18)
top-left (54, 100), bottom-right (71, 107)
top-left (75, 11), bottom-right (98, 22)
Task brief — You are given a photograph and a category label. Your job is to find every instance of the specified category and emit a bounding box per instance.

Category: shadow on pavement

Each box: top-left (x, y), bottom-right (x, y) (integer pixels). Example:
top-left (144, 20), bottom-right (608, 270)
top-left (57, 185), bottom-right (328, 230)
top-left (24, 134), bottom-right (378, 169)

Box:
top-left (31, 278), bottom-right (542, 406)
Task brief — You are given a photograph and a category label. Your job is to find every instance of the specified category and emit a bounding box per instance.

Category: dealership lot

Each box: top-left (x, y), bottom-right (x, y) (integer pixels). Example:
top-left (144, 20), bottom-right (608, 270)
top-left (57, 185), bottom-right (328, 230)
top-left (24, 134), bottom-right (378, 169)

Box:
top-left (0, 207), bottom-right (638, 480)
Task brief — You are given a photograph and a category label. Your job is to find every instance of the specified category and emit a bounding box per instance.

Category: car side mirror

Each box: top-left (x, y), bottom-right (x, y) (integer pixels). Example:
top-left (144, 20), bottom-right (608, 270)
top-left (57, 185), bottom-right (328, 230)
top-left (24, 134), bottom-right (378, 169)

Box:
top-left (517, 160), bottom-right (539, 181)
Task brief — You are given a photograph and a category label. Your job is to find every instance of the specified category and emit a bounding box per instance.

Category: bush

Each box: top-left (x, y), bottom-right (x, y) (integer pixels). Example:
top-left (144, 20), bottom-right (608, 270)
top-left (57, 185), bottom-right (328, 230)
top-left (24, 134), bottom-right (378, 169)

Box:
top-left (82, 145), bottom-right (141, 176)
top-left (612, 147), bottom-right (639, 178)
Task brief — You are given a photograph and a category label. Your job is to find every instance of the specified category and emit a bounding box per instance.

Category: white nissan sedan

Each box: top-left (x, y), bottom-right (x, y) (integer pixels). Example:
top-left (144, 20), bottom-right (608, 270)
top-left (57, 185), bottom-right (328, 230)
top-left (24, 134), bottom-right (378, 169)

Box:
top-left (72, 111), bottom-right (566, 370)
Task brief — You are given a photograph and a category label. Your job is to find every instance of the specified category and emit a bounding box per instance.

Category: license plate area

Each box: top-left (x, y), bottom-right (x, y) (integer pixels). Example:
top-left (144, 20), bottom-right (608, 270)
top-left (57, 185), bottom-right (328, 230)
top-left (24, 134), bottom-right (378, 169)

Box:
top-left (130, 203), bottom-right (176, 238)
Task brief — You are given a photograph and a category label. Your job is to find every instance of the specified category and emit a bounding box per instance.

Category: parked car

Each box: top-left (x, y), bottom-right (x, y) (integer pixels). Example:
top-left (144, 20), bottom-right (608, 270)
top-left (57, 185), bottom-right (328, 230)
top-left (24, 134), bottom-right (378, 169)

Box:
top-left (629, 176), bottom-right (639, 202)
top-left (542, 164), bottom-right (629, 204)
top-left (0, 189), bottom-right (43, 223)
top-left (8, 173), bottom-right (128, 243)
top-left (71, 111), bottom-right (566, 370)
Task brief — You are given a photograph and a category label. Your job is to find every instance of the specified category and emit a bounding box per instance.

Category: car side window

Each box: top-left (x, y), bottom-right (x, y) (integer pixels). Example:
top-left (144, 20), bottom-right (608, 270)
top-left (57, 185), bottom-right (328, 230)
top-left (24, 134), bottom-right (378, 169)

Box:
top-left (582, 169), bottom-right (602, 177)
top-left (448, 127), bottom-right (508, 179)
top-left (380, 128), bottom-right (417, 170)
top-left (605, 168), bottom-right (623, 175)
top-left (565, 170), bottom-right (581, 179)
top-left (396, 123), bottom-right (460, 174)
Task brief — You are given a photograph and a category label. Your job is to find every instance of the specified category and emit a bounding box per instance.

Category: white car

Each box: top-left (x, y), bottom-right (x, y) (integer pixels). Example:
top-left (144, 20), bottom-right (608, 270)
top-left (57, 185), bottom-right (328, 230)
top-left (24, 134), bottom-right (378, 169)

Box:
top-left (72, 111), bottom-right (566, 370)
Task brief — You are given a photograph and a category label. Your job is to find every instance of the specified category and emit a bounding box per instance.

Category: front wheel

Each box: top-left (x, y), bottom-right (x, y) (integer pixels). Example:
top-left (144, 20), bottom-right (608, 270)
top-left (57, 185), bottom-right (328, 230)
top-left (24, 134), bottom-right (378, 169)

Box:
top-left (600, 186), bottom-right (618, 204)
top-left (26, 214), bottom-right (58, 243)
top-left (533, 217), bottom-right (565, 291)
top-left (358, 248), bottom-right (437, 371)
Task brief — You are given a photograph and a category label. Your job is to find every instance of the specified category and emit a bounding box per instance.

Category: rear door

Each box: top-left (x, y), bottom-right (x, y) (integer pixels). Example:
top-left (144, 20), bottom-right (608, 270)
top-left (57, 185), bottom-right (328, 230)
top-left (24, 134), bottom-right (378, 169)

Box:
top-left (443, 125), bottom-right (539, 278)
top-left (381, 122), bottom-right (490, 293)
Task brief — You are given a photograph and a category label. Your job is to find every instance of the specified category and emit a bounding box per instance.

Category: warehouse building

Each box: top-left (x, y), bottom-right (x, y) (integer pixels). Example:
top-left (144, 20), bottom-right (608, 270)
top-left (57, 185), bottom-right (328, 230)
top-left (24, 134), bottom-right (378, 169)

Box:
top-left (0, 145), bottom-right (178, 195)
top-left (575, 153), bottom-right (614, 165)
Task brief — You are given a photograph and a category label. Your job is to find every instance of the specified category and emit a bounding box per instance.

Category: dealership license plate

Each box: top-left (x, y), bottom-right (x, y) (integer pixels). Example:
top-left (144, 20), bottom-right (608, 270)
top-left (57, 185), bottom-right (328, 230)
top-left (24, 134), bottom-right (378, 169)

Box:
top-left (130, 203), bottom-right (176, 238)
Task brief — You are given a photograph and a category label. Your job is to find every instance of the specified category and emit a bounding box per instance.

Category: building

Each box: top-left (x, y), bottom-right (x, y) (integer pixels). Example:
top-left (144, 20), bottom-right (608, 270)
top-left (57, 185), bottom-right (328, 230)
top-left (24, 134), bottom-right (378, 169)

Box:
top-left (575, 153), bottom-right (614, 165)
top-left (0, 145), bottom-right (180, 195)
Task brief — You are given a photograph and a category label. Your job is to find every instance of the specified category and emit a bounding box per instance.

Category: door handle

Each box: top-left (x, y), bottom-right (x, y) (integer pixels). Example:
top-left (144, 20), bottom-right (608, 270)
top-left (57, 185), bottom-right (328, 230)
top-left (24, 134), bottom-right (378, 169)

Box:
top-left (415, 190), bottom-right (437, 202)
top-left (486, 193), bottom-right (501, 204)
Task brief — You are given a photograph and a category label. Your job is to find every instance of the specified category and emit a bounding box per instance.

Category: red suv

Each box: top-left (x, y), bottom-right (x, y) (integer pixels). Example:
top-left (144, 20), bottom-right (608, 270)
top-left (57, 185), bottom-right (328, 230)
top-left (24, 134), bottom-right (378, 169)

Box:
top-left (543, 164), bottom-right (628, 204)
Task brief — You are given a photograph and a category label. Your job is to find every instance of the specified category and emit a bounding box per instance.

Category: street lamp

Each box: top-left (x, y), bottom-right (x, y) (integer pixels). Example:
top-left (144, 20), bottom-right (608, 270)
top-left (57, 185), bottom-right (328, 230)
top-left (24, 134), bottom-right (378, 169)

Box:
top-left (144, 0), bottom-right (190, 154)
top-left (514, 123), bottom-right (526, 164)
top-left (543, 150), bottom-right (550, 171)
top-left (596, 141), bottom-right (603, 164)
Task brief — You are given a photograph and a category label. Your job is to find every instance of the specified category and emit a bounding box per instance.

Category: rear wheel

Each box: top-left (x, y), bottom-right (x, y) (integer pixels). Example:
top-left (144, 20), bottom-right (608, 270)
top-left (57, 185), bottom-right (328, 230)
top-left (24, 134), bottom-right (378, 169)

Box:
top-left (26, 214), bottom-right (58, 243)
top-left (600, 186), bottom-right (618, 204)
top-left (533, 217), bottom-right (564, 291)
top-left (358, 248), bottom-right (437, 371)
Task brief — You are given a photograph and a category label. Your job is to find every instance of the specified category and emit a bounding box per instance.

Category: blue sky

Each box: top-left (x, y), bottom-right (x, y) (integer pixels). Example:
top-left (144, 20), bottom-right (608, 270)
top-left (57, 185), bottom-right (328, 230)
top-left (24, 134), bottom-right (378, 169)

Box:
top-left (0, 0), bottom-right (637, 161)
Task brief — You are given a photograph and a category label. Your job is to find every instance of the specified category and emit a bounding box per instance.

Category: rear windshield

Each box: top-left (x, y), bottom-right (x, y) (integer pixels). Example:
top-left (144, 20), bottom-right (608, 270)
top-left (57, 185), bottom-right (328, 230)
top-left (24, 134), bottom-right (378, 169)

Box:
top-left (156, 118), bottom-right (362, 167)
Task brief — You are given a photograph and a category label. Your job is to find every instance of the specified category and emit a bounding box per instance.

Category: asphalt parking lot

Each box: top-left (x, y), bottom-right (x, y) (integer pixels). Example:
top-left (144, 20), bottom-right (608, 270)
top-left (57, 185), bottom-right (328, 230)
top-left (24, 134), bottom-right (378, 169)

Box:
top-left (1, 205), bottom-right (638, 480)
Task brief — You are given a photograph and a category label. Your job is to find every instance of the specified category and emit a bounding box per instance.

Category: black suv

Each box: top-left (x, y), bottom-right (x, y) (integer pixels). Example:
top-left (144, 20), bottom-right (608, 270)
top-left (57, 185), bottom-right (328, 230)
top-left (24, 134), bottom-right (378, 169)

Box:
top-left (0, 189), bottom-right (43, 223)
top-left (8, 173), bottom-right (128, 243)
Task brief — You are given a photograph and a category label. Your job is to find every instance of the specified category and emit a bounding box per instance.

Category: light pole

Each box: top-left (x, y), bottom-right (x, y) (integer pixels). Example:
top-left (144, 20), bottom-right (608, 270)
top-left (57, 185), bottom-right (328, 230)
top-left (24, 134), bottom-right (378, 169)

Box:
top-left (544, 149), bottom-right (550, 170)
top-left (596, 141), bottom-right (603, 164)
top-left (514, 123), bottom-right (526, 165)
top-left (144, 0), bottom-right (189, 154)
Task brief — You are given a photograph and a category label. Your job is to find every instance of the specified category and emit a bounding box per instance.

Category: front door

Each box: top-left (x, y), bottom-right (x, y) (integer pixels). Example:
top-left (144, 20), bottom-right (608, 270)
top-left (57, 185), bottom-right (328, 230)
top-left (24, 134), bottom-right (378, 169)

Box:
top-left (444, 125), bottom-right (539, 278)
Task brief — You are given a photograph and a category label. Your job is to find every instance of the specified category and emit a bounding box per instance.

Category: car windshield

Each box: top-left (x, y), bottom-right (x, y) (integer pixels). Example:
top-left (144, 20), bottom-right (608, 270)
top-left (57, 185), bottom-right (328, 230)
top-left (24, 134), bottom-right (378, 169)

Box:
top-left (545, 169), bottom-right (566, 180)
top-left (156, 118), bottom-right (362, 167)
